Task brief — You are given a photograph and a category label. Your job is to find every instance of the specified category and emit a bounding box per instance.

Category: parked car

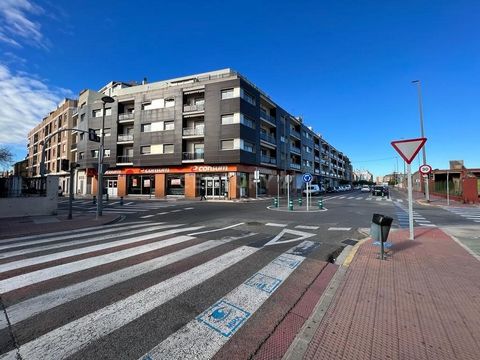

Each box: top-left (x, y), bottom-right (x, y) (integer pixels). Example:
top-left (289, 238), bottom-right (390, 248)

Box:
top-left (344, 185), bottom-right (352, 191)
top-left (360, 185), bottom-right (370, 193)
top-left (303, 184), bottom-right (325, 196)
top-left (372, 185), bottom-right (389, 196)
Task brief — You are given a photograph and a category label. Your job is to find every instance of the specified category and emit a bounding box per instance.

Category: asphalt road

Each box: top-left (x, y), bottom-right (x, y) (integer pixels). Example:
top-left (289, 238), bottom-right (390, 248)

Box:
top-left (0, 190), bottom-right (477, 359)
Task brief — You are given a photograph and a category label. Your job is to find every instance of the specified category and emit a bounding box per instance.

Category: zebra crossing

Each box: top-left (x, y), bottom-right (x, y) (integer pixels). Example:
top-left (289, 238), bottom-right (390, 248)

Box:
top-left (331, 195), bottom-right (401, 203)
top-left (393, 203), bottom-right (436, 228)
top-left (0, 220), bottom-right (320, 359)
top-left (442, 206), bottom-right (480, 223)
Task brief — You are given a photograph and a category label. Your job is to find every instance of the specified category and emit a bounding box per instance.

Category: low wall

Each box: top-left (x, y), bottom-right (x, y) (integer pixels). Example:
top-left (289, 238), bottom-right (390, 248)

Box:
top-left (0, 175), bottom-right (58, 218)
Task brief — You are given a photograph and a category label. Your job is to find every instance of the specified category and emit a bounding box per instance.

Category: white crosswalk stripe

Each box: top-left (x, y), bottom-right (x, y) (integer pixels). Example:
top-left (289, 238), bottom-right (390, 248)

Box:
top-left (442, 206), bottom-right (480, 223)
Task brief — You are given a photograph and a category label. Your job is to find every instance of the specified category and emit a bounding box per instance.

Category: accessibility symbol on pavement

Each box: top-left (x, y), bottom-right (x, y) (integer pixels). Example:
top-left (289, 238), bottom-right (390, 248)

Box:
top-left (197, 300), bottom-right (251, 337)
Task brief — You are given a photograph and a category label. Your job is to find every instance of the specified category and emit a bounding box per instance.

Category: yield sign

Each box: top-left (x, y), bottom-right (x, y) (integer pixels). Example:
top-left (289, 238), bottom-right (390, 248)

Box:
top-left (391, 138), bottom-right (427, 164)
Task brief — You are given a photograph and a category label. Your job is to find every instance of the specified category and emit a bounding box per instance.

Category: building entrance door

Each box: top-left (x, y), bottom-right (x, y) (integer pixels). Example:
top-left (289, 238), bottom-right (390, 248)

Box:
top-left (201, 175), bottom-right (227, 199)
top-left (106, 180), bottom-right (118, 197)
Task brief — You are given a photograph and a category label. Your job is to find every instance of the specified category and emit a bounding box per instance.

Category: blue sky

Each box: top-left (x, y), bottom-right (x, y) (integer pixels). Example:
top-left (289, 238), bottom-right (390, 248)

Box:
top-left (1, 0), bottom-right (479, 177)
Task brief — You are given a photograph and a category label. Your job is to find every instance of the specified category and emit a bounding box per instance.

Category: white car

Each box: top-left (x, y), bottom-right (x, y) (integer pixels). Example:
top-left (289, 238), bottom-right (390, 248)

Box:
top-left (303, 184), bottom-right (325, 196)
top-left (360, 185), bottom-right (370, 193)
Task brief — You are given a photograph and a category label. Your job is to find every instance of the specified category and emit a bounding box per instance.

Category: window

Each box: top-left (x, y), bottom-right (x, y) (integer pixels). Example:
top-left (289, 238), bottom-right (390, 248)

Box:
top-left (164, 121), bottom-right (174, 130)
top-left (165, 98), bottom-right (175, 108)
top-left (221, 139), bottom-right (234, 150)
top-left (241, 115), bottom-right (255, 129)
top-left (80, 113), bottom-right (85, 122)
top-left (242, 140), bottom-right (255, 153)
top-left (79, 152), bottom-right (84, 160)
top-left (280, 136), bottom-right (285, 142)
top-left (141, 146), bottom-right (151, 155)
top-left (92, 109), bottom-right (101, 117)
top-left (304, 146), bottom-right (312, 153)
top-left (104, 149), bottom-right (111, 157)
top-left (163, 144), bottom-right (174, 153)
top-left (241, 90), bottom-right (256, 106)
top-left (141, 123), bottom-right (151, 132)
top-left (79, 133), bottom-right (84, 141)
top-left (221, 88), bottom-right (234, 100)
top-left (105, 108), bottom-right (112, 116)
top-left (62, 144), bottom-right (66, 153)
top-left (221, 114), bottom-right (234, 125)
top-left (91, 150), bottom-right (99, 158)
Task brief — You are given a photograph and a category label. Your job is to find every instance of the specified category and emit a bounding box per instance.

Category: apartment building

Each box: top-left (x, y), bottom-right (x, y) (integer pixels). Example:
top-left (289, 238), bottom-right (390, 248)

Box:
top-left (68, 69), bottom-right (351, 199)
top-left (27, 98), bottom-right (78, 192)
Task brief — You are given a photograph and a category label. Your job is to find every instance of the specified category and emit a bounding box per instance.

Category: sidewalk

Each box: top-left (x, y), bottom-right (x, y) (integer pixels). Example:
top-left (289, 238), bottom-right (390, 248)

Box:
top-left (295, 227), bottom-right (480, 359)
top-left (395, 188), bottom-right (478, 208)
top-left (0, 213), bottom-right (120, 240)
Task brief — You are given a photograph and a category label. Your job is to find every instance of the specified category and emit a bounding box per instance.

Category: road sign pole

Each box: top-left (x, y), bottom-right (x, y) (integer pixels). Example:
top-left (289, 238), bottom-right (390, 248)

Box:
top-left (306, 182), bottom-right (309, 211)
top-left (447, 171), bottom-right (450, 206)
top-left (287, 174), bottom-right (290, 207)
top-left (407, 163), bottom-right (414, 240)
top-left (277, 174), bottom-right (280, 206)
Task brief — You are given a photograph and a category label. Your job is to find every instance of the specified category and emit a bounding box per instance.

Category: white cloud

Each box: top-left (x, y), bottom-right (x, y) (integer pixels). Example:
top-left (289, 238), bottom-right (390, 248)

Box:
top-left (0, 64), bottom-right (72, 146)
top-left (0, 0), bottom-right (47, 48)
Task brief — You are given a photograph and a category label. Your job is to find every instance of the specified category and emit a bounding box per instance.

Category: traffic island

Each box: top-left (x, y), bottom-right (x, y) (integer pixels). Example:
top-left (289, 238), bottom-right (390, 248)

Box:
top-left (266, 204), bottom-right (328, 213)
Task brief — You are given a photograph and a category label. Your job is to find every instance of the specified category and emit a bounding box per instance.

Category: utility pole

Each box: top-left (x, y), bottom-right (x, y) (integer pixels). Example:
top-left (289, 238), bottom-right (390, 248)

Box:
top-left (412, 80), bottom-right (430, 202)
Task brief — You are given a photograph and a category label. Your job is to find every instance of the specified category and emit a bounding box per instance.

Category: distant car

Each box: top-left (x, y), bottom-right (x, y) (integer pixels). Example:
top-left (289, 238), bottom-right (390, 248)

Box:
top-left (360, 185), bottom-right (370, 193)
top-left (344, 185), bottom-right (352, 191)
top-left (372, 185), bottom-right (389, 196)
top-left (303, 184), bottom-right (325, 196)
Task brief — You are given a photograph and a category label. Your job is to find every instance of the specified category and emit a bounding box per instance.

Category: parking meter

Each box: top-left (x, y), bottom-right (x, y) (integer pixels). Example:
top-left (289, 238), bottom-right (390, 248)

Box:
top-left (371, 213), bottom-right (393, 260)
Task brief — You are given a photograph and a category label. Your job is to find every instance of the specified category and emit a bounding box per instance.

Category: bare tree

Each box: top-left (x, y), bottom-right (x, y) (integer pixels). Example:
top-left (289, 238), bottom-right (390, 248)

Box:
top-left (0, 147), bottom-right (13, 168)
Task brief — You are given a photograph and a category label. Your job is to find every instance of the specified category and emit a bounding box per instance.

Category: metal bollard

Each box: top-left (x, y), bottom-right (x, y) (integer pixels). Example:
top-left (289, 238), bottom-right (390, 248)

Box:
top-left (289, 199), bottom-right (294, 211)
top-left (106, 193), bottom-right (109, 201)
top-left (298, 197), bottom-right (302, 206)
top-left (273, 198), bottom-right (279, 208)
top-left (92, 195), bottom-right (97, 205)
top-left (120, 196), bottom-right (123, 206)
top-left (318, 198), bottom-right (324, 210)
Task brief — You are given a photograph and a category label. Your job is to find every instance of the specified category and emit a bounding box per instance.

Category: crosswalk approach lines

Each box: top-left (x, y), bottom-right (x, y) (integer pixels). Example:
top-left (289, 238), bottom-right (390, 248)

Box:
top-left (442, 207), bottom-right (480, 223)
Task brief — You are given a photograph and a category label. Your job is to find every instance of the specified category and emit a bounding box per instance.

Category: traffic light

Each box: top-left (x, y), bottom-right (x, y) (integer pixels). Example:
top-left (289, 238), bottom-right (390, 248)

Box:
top-left (88, 128), bottom-right (100, 142)
top-left (61, 159), bottom-right (70, 171)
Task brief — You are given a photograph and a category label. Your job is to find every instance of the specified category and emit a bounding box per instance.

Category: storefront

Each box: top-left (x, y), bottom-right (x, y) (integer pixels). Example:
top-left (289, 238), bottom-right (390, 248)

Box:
top-left (127, 174), bottom-right (155, 195)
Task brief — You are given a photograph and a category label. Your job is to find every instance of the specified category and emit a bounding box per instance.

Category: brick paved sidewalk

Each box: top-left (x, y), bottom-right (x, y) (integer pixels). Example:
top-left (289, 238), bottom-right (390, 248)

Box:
top-left (303, 227), bottom-right (480, 360)
top-left (0, 214), bottom-right (119, 240)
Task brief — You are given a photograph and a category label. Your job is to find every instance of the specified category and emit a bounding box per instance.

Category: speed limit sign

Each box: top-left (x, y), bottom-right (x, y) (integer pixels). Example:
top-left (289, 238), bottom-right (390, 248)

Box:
top-left (419, 164), bottom-right (432, 175)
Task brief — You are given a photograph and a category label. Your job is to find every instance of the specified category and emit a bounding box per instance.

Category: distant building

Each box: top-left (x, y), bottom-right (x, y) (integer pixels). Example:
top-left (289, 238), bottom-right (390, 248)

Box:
top-left (353, 169), bottom-right (373, 182)
top-left (13, 159), bottom-right (28, 177)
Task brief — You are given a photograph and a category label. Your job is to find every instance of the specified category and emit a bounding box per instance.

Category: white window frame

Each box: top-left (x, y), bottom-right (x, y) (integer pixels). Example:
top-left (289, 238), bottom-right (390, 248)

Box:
top-left (221, 139), bottom-right (234, 150)
top-left (141, 145), bottom-right (151, 155)
top-left (221, 88), bottom-right (234, 100)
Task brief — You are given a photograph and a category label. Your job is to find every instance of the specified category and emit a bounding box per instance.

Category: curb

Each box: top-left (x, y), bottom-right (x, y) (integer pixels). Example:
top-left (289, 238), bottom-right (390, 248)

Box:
top-left (282, 236), bottom-right (369, 360)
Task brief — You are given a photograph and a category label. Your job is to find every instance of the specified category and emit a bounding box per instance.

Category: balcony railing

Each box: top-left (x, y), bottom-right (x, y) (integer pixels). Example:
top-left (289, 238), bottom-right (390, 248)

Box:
top-left (290, 146), bottom-right (301, 154)
top-left (70, 143), bottom-right (77, 150)
top-left (183, 103), bottom-right (205, 112)
top-left (260, 111), bottom-right (276, 125)
top-left (260, 132), bottom-right (276, 144)
top-left (290, 163), bottom-right (301, 170)
top-left (290, 129), bottom-right (301, 139)
top-left (117, 155), bottom-right (133, 164)
top-left (182, 127), bottom-right (205, 136)
top-left (261, 155), bottom-right (277, 165)
top-left (118, 113), bottom-right (135, 121)
top-left (117, 134), bottom-right (134, 142)
top-left (182, 151), bottom-right (204, 161)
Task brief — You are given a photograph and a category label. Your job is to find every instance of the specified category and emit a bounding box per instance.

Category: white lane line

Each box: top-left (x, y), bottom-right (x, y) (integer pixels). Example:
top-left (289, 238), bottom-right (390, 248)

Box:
top-left (1, 236), bottom-right (253, 330)
top-left (157, 212), bottom-right (169, 215)
top-left (141, 241), bottom-right (314, 360)
top-left (366, 197), bottom-right (373, 201)
top-left (188, 223), bottom-right (245, 236)
top-left (0, 224), bottom-right (182, 273)
top-left (184, 207), bottom-right (194, 210)
top-left (375, 198), bottom-right (382, 201)
top-left (0, 227), bottom-right (203, 294)
top-left (339, 196), bottom-right (345, 199)
top-left (170, 210), bottom-right (182, 213)
top-left (0, 223), bottom-right (153, 252)
top-left (415, 220), bottom-right (431, 223)
top-left (9, 246), bottom-right (259, 360)
top-left (0, 224), bottom-right (174, 260)
top-left (295, 225), bottom-right (319, 230)
top-left (124, 202), bottom-right (134, 205)
top-left (140, 215), bottom-right (155, 219)
top-left (421, 224), bottom-right (437, 227)
top-left (265, 223), bottom-right (288, 228)
top-left (347, 197), bottom-right (354, 199)
top-left (0, 221), bottom-right (149, 244)
top-left (328, 227), bottom-right (352, 231)
top-left (356, 197), bottom-right (363, 200)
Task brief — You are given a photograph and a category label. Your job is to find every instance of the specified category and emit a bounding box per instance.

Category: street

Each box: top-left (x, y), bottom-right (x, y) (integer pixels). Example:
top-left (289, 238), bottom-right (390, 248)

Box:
top-left (0, 190), bottom-right (479, 359)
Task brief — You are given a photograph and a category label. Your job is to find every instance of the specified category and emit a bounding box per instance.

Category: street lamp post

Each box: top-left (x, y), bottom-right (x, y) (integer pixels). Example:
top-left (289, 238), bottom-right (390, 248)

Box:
top-left (96, 95), bottom-right (115, 219)
top-left (412, 80), bottom-right (430, 202)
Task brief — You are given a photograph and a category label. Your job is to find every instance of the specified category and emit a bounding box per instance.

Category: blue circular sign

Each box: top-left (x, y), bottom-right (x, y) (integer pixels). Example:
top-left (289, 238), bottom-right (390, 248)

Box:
top-left (303, 173), bottom-right (313, 183)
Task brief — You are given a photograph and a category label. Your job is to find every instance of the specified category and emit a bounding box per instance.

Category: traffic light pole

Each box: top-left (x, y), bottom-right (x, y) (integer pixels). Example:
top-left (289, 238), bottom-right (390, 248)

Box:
top-left (68, 164), bottom-right (75, 220)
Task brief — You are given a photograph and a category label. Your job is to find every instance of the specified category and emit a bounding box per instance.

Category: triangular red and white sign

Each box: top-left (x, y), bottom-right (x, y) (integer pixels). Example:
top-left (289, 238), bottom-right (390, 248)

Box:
top-left (391, 138), bottom-right (427, 164)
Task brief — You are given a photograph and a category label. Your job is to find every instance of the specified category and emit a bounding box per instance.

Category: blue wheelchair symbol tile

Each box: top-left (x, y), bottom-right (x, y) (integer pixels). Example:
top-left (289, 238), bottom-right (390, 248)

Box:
top-left (244, 272), bottom-right (282, 293)
top-left (372, 241), bottom-right (393, 248)
top-left (272, 255), bottom-right (301, 269)
top-left (197, 300), bottom-right (250, 337)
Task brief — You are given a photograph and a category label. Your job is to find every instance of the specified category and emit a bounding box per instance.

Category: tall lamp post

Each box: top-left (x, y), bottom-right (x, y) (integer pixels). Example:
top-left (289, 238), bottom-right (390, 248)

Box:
top-left (412, 80), bottom-right (429, 202)
top-left (96, 95), bottom-right (115, 219)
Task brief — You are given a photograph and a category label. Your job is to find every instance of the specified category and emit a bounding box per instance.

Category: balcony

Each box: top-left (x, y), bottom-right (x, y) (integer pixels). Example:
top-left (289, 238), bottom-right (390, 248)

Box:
top-left (290, 146), bottom-right (301, 155)
top-left (183, 104), bottom-right (205, 113)
top-left (290, 163), bottom-right (301, 170)
top-left (260, 111), bottom-right (276, 126)
top-left (118, 113), bottom-right (135, 123)
top-left (117, 155), bottom-right (133, 164)
top-left (117, 134), bottom-right (134, 143)
top-left (260, 132), bottom-right (276, 145)
top-left (70, 143), bottom-right (77, 150)
top-left (314, 156), bottom-right (320, 161)
top-left (290, 129), bottom-right (301, 139)
top-left (182, 127), bottom-right (205, 137)
top-left (182, 151), bottom-right (204, 162)
top-left (260, 155), bottom-right (277, 165)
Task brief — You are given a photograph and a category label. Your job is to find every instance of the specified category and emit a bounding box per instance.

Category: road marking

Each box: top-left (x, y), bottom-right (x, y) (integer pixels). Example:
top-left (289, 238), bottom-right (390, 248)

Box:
top-left (1, 237), bottom-right (249, 330)
top-left (184, 207), bottom-right (194, 210)
top-left (157, 212), bottom-right (169, 215)
top-left (140, 215), bottom-right (155, 218)
top-left (8, 246), bottom-right (258, 360)
top-left (0, 228), bottom-right (203, 293)
top-left (0, 224), bottom-right (182, 273)
top-left (396, 199), bottom-right (404, 203)
top-left (295, 225), bottom-right (319, 230)
top-left (415, 220), bottom-right (431, 223)
top-left (188, 223), bottom-right (245, 236)
top-left (328, 227), bottom-right (352, 231)
top-left (264, 229), bottom-right (315, 246)
top-left (366, 197), bottom-right (373, 200)
top-left (125, 202), bottom-right (134, 205)
top-left (347, 196), bottom-right (355, 199)
top-left (421, 224), bottom-right (437, 227)
top-left (265, 223), bottom-right (288, 227)
top-left (140, 241), bottom-right (312, 360)
top-left (339, 196), bottom-right (345, 199)
top-left (171, 210), bottom-right (182, 213)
